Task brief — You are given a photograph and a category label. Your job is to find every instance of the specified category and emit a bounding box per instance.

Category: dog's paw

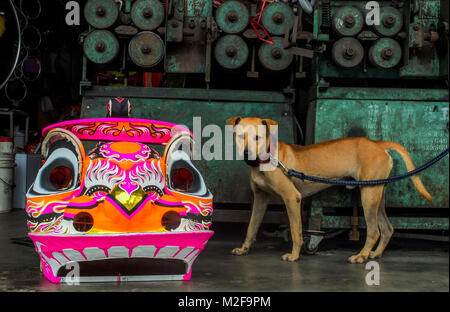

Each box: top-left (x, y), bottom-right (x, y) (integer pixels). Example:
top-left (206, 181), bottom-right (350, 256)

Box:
top-left (369, 251), bottom-right (381, 259)
top-left (232, 247), bottom-right (249, 256)
top-left (347, 254), bottom-right (368, 264)
top-left (281, 253), bottom-right (299, 262)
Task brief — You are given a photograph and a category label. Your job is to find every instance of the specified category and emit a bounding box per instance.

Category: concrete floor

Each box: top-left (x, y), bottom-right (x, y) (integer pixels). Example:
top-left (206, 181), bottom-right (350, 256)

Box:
top-left (0, 210), bottom-right (448, 292)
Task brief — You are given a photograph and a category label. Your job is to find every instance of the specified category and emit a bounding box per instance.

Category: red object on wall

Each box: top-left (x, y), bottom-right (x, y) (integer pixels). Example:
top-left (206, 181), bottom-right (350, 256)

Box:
top-left (143, 72), bottom-right (163, 87)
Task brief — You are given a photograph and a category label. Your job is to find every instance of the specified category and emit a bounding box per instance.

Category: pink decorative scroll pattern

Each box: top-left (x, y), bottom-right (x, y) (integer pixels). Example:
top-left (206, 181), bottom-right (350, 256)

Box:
top-left (42, 118), bottom-right (192, 144)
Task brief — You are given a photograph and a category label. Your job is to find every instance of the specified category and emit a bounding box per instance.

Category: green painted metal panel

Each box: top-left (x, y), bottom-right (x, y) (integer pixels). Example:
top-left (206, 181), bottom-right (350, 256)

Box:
top-left (314, 87), bottom-right (448, 101)
top-left (317, 212), bottom-right (449, 230)
top-left (309, 87), bottom-right (449, 209)
top-left (185, 0), bottom-right (211, 17)
top-left (81, 86), bottom-right (295, 204)
top-left (318, 60), bottom-right (400, 79)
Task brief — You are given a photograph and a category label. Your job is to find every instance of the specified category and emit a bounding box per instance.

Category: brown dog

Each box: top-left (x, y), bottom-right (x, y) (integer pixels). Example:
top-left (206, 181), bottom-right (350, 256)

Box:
top-left (226, 117), bottom-right (432, 263)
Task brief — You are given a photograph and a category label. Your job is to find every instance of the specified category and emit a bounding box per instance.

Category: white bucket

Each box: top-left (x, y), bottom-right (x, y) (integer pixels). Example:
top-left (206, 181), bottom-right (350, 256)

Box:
top-left (0, 137), bottom-right (15, 213)
top-left (0, 138), bottom-right (13, 154)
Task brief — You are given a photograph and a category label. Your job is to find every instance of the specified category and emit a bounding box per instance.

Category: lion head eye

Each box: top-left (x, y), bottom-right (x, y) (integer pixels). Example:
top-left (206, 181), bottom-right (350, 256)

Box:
top-left (28, 142), bottom-right (80, 196)
top-left (164, 133), bottom-right (210, 197)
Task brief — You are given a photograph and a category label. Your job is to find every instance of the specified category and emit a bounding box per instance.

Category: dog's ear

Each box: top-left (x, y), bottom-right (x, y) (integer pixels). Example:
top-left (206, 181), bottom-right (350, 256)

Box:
top-left (261, 119), bottom-right (279, 155)
top-left (261, 119), bottom-right (278, 130)
top-left (226, 116), bottom-right (241, 127)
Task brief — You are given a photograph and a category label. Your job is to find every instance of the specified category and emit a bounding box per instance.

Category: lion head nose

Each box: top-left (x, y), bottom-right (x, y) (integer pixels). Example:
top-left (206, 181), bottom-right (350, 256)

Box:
top-left (110, 184), bottom-right (146, 211)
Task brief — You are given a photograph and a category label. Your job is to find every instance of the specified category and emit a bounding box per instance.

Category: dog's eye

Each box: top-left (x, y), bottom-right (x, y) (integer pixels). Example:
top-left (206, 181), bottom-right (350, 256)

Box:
top-left (255, 135), bottom-right (261, 141)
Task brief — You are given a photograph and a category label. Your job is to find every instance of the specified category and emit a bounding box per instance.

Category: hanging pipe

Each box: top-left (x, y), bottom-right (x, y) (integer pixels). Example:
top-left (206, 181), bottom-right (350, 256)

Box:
top-left (0, 0), bottom-right (22, 90)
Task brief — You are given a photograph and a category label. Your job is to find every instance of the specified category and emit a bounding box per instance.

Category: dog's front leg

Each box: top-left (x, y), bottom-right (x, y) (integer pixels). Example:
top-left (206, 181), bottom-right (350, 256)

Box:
top-left (279, 184), bottom-right (303, 262)
top-left (232, 189), bottom-right (269, 256)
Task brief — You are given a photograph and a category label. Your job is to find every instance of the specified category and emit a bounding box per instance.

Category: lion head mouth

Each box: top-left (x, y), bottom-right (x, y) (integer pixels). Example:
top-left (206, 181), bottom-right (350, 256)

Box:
top-left (31, 231), bottom-right (213, 283)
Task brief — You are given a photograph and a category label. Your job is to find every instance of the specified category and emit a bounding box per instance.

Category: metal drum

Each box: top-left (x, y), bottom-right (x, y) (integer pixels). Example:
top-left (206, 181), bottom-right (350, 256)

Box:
top-left (332, 6), bottom-right (364, 37)
top-left (215, 0), bottom-right (249, 34)
top-left (83, 30), bottom-right (119, 64)
top-left (131, 0), bottom-right (165, 31)
top-left (261, 2), bottom-right (294, 36)
top-left (214, 35), bottom-right (249, 69)
top-left (84, 0), bottom-right (119, 29)
top-left (373, 6), bottom-right (403, 37)
top-left (258, 36), bottom-right (293, 71)
top-left (368, 38), bottom-right (402, 69)
top-left (128, 31), bottom-right (164, 67)
top-left (331, 37), bottom-right (364, 68)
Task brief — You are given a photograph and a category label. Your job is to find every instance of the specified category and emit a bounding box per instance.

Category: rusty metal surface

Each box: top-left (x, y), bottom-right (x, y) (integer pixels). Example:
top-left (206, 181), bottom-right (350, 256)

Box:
top-left (331, 5), bottom-right (363, 37)
top-left (331, 37), bottom-right (364, 68)
top-left (131, 0), bottom-right (165, 30)
top-left (261, 2), bottom-right (294, 36)
top-left (128, 31), bottom-right (164, 67)
top-left (84, 0), bottom-right (119, 29)
top-left (165, 32), bottom-right (207, 72)
top-left (83, 29), bottom-right (119, 64)
top-left (114, 25), bottom-right (139, 36)
top-left (185, 0), bottom-right (211, 17)
top-left (373, 6), bottom-right (404, 37)
top-left (165, 0), bottom-right (212, 73)
top-left (258, 36), bottom-right (293, 71)
top-left (214, 34), bottom-right (248, 69)
top-left (215, 0), bottom-right (249, 34)
top-left (368, 37), bottom-right (402, 69)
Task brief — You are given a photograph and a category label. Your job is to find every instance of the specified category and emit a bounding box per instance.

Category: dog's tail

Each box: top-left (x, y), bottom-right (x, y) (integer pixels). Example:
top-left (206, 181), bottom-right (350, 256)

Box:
top-left (378, 141), bottom-right (432, 203)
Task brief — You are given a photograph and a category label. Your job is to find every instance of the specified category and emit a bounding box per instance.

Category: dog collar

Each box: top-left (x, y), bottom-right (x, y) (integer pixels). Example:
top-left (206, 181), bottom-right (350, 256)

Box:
top-left (259, 155), bottom-right (271, 164)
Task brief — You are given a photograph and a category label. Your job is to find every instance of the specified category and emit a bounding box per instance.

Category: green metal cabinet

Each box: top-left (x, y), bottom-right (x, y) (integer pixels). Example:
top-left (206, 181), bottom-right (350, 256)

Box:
top-left (306, 87), bottom-right (449, 230)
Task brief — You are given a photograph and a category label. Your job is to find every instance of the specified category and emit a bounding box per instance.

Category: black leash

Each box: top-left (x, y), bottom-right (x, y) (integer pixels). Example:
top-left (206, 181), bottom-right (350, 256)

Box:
top-left (278, 148), bottom-right (449, 186)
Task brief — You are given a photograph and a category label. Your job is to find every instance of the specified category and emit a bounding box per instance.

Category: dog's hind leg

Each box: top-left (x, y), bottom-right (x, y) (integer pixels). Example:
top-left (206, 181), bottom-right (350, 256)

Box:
top-left (348, 185), bottom-right (383, 264)
top-left (232, 189), bottom-right (270, 256)
top-left (370, 190), bottom-right (394, 259)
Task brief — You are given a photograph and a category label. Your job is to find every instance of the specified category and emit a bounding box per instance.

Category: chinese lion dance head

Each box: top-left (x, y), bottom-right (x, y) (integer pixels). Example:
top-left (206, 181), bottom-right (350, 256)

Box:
top-left (26, 116), bottom-right (213, 283)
